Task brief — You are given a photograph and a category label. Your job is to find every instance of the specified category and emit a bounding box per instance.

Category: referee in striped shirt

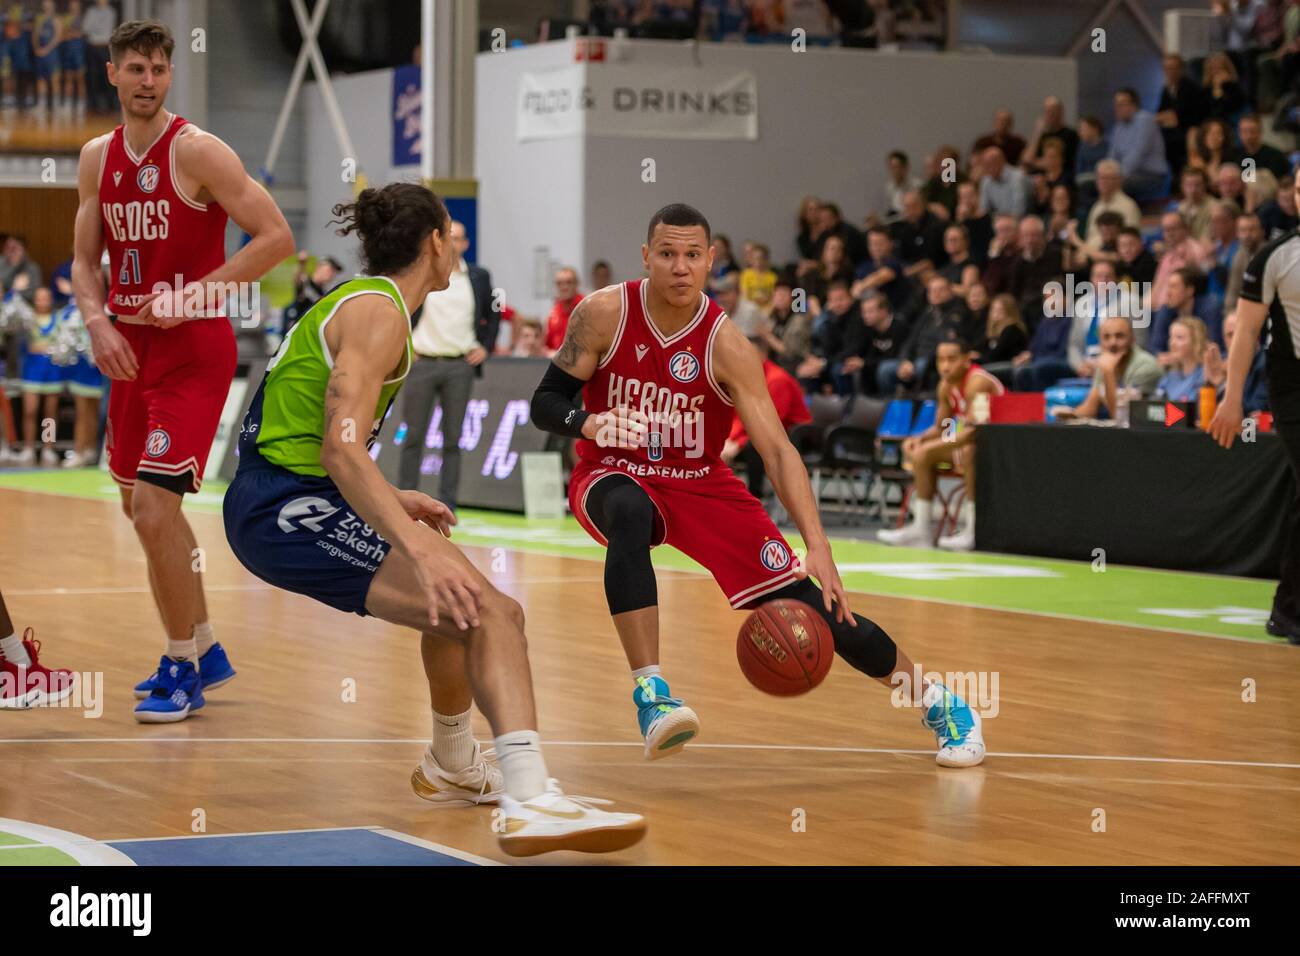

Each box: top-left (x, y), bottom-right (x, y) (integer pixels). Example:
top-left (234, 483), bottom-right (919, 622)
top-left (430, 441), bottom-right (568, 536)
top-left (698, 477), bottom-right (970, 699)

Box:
top-left (1210, 195), bottom-right (1300, 645)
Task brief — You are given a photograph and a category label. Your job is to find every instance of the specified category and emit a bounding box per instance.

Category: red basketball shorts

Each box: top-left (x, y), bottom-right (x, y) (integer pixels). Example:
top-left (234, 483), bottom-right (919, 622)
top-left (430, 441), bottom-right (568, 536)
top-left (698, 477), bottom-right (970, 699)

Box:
top-left (106, 319), bottom-right (237, 495)
top-left (569, 459), bottom-right (801, 609)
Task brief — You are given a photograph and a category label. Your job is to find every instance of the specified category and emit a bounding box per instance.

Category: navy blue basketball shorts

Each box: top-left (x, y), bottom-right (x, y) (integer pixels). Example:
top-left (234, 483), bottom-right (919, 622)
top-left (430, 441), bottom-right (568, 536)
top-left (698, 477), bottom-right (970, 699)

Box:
top-left (223, 462), bottom-right (391, 617)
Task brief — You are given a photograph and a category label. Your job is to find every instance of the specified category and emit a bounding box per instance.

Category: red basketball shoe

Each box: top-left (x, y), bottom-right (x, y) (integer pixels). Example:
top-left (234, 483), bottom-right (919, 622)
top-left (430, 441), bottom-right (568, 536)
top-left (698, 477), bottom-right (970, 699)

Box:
top-left (0, 629), bottom-right (75, 709)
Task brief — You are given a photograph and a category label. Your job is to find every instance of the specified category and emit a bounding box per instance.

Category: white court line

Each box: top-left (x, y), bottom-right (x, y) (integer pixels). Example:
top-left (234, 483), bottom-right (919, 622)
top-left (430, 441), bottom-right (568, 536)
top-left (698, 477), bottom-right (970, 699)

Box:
top-left (0, 737), bottom-right (1297, 771)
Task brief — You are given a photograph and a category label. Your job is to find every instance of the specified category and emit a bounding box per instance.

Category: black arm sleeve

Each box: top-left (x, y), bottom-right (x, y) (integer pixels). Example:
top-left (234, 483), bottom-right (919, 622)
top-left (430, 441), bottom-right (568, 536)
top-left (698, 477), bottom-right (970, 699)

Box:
top-left (530, 362), bottom-right (592, 438)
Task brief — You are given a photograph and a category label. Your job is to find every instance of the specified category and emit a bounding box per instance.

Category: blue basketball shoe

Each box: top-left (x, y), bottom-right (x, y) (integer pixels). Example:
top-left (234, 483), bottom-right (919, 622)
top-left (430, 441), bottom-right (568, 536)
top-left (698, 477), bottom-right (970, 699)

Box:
top-left (133, 656), bottom-right (205, 723)
top-left (634, 674), bottom-right (700, 761)
top-left (922, 684), bottom-right (986, 768)
top-left (133, 643), bottom-right (236, 700)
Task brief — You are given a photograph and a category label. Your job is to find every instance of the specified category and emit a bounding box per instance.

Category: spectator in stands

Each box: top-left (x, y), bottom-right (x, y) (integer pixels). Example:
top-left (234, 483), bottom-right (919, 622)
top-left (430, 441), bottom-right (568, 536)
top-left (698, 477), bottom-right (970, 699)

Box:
top-left (834, 291), bottom-right (908, 396)
top-left (1084, 160), bottom-right (1141, 243)
top-left (1156, 316), bottom-right (1210, 401)
top-left (0, 236), bottom-right (41, 304)
top-left (1107, 87), bottom-right (1170, 201)
top-left (979, 145), bottom-right (1030, 218)
top-left (795, 196), bottom-right (822, 261)
top-left (289, 249), bottom-right (342, 306)
top-left (1116, 225), bottom-right (1158, 293)
top-left (83, 0), bottom-right (116, 113)
top-left (978, 293), bottom-right (1029, 386)
top-left (1012, 215), bottom-right (1065, 323)
top-left (590, 259), bottom-right (613, 290)
top-left (1067, 210), bottom-right (1124, 269)
top-left (1075, 115), bottom-right (1109, 189)
top-left (799, 280), bottom-right (857, 392)
top-left (1270, 1), bottom-right (1300, 99)
top-left (1028, 139), bottom-right (1072, 210)
top-left (878, 274), bottom-right (967, 393)
top-left (1205, 198), bottom-right (1243, 313)
top-left (766, 280), bottom-right (812, 376)
top-left (939, 224), bottom-right (981, 297)
top-left (1214, 160), bottom-right (1251, 213)
top-left (511, 317), bottom-right (546, 358)
top-left (1177, 167), bottom-right (1216, 240)
top-left (881, 150), bottom-right (922, 221)
top-left (1213, 2), bottom-right (1264, 97)
top-left (972, 109), bottom-right (1026, 166)
top-left (1157, 53), bottom-right (1205, 177)
top-left (1056, 315), bottom-right (1163, 419)
top-left (543, 266), bottom-right (583, 354)
top-left (812, 201), bottom-right (868, 266)
top-left (1237, 113), bottom-right (1290, 179)
top-left (1188, 118), bottom-right (1234, 185)
top-left (1256, 169), bottom-right (1300, 236)
top-left (1149, 266), bottom-right (1223, 363)
top-left (890, 189), bottom-right (947, 278)
top-left (965, 280), bottom-right (990, 332)
top-left (713, 272), bottom-right (765, 337)
top-left (851, 227), bottom-right (908, 310)
top-left (1225, 211), bottom-right (1266, 311)
top-left (1199, 50), bottom-right (1247, 125)
top-left (1012, 284), bottom-right (1076, 391)
top-left (710, 234), bottom-right (739, 280)
top-left (1045, 184), bottom-right (1077, 247)
top-left (1067, 259), bottom-right (1124, 373)
top-left (1152, 211), bottom-right (1211, 309)
top-left (878, 332), bottom-right (1003, 551)
top-left (981, 213), bottom-right (1021, 297)
top-left (807, 233), bottom-right (857, 304)
top-left (740, 242), bottom-right (777, 313)
top-left (920, 145), bottom-right (962, 220)
top-left (721, 323), bottom-right (811, 499)
top-left (1205, 307), bottom-right (1270, 411)
top-left (1023, 96), bottom-right (1080, 176)
top-left (954, 179), bottom-right (993, 264)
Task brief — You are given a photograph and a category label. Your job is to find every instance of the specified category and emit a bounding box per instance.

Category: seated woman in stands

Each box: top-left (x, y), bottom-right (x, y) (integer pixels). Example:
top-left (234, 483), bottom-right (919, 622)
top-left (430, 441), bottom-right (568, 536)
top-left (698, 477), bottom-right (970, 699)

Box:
top-left (1155, 317), bottom-right (1208, 403)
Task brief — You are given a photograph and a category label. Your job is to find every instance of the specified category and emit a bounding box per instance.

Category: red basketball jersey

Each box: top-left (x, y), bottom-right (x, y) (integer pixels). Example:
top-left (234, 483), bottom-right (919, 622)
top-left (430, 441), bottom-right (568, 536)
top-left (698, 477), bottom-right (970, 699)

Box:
top-left (98, 113), bottom-right (228, 317)
top-left (576, 279), bottom-right (734, 480)
top-left (949, 363), bottom-right (1005, 419)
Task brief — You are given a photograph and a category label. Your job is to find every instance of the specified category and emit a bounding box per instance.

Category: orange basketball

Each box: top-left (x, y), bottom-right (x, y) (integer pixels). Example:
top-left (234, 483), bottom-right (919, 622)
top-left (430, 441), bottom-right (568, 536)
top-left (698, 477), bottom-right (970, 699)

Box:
top-left (736, 599), bottom-right (834, 696)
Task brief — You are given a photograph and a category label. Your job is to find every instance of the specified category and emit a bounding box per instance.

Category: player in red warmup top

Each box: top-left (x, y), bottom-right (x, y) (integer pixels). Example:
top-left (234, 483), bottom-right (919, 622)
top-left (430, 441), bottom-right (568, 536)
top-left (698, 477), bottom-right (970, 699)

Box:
top-left (71, 19), bottom-right (293, 722)
top-left (531, 203), bottom-right (987, 767)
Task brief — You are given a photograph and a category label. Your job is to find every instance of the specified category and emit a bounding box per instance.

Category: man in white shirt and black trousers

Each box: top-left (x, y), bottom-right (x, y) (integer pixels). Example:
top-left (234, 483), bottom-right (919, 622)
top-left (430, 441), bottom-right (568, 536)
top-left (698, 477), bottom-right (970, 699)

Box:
top-left (1210, 198), bottom-right (1300, 644)
top-left (397, 220), bottom-right (497, 511)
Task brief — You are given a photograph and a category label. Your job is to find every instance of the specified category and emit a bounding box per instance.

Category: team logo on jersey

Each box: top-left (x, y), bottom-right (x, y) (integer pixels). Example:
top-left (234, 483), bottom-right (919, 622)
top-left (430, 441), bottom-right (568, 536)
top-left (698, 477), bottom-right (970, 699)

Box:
top-left (668, 350), bottom-right (700, 383)
top-left (277, 496), bottom-right (341, 534)
top-left (635, 343), bottom-right (649, 362)
top-left (144, 428), bottom-right (170, 458)
top-left (759, 538), bottom-right (792, 572)
top-left (137, 164), bottom-right (160, 194)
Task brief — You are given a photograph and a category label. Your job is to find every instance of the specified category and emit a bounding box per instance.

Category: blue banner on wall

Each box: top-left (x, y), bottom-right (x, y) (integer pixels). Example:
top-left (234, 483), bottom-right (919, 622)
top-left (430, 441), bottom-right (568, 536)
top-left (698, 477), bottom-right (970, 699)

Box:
top-left (392, 63), bottom-right (421, 168)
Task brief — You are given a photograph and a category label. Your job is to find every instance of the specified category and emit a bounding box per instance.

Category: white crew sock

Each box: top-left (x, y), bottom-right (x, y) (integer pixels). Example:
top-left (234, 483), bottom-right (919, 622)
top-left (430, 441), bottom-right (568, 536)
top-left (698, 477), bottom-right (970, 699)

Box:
top-left (960, 501), bottom-right (975, 531)
top-left (494, 729), bottom-right (549, 801)
top-left (910, 495), bottom-right (934, 532)
top-left (431, 707), bottom-right (476, 772)
top-left (0, 632), bottom-right (31, 668)
top-left (630, 664), bottom-right (661, 680)
top-left (166, 638), bottom-right (198, 662)
top-left (192, 621), bottom-right (215, 657)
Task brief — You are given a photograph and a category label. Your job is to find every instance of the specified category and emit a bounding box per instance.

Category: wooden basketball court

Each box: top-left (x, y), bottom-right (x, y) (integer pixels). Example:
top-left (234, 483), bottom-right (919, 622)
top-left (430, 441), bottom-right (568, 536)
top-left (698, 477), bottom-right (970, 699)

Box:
top-left (3, 484), bottom-right (1299, 865)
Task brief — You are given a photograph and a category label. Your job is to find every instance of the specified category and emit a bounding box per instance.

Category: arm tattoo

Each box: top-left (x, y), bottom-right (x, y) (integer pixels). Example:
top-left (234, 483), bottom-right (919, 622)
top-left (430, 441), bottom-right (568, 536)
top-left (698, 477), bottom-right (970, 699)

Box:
top-left (553, 299), bottom-right (594, 372)
top-left (324, 370), bottom-right (346, 436)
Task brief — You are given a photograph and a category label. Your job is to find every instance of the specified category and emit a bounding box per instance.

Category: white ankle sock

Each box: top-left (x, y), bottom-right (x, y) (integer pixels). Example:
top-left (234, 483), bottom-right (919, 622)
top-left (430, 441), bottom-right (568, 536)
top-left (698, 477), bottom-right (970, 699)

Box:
top-left (166, 638), bottom-right (198, 662)
top-left (630, 664), bottom-right (661, 680)
top-left (494, 729), bottom-right (549, 801)
top-left (193, 621), bottom-right (215, 657)
top-left (431, 707), bottom-right (476, 772)
top-left (0, 632), bottom-right (30, 668)
top-left (910, 495), bottom-right (933, 531)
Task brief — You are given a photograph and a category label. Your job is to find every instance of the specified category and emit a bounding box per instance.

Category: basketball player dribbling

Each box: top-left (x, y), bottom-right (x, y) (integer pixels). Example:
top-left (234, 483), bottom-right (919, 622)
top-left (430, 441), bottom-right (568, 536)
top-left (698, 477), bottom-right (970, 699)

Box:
top-left (531, 204), bottom-right (986, 767)
top-left (71, 20), bottom-right (294, 722)
top-left (223, 183), bottom-right (646, 856)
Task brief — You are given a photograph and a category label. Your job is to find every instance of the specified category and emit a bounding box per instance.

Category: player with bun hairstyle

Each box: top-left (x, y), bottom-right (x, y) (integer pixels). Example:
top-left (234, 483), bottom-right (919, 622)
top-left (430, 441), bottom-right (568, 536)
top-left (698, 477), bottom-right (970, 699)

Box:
top-left (223, 182), bottom-right (646, 857)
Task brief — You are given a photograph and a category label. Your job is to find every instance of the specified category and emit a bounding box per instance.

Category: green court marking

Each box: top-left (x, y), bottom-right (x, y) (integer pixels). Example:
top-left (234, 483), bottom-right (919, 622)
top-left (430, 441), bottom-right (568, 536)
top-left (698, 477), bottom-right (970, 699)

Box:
top-left (0, 468), bottom-right (1279, 643)
top-left (0, 831), bottom-right (39, 847)
top-left (0, 832), bottom-right (80, 866)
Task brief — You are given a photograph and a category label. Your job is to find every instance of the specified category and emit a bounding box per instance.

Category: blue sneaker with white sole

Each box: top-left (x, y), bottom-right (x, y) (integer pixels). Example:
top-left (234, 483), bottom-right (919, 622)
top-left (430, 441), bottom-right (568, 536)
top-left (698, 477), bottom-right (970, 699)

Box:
top-left (922, 684), bottom-right (986, 768)
top-left (133, 643), bottom-right (236, 700)
top-left (634, 675), bottom-right (700, 761)
top-left (133, 656), bottom-right (205, 723)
